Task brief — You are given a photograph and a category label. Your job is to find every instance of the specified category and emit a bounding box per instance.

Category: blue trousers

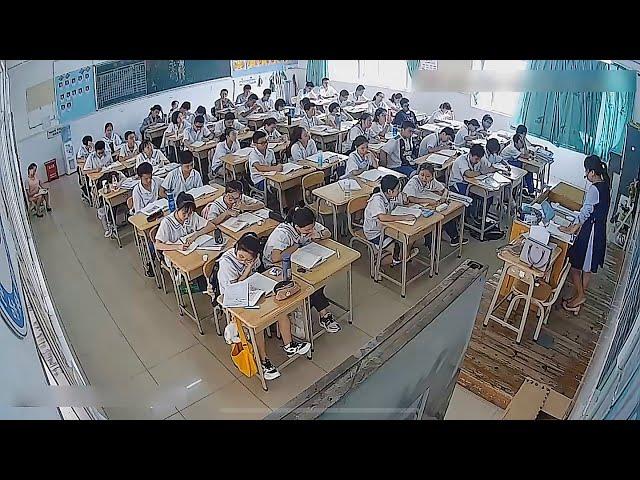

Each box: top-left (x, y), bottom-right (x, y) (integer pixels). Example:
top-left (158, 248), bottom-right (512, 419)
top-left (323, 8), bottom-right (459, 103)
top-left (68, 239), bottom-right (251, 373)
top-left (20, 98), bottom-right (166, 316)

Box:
top-left (392, 165), bottom-right (416, 177)
top-left (507, 159), bottom-right (534, 194)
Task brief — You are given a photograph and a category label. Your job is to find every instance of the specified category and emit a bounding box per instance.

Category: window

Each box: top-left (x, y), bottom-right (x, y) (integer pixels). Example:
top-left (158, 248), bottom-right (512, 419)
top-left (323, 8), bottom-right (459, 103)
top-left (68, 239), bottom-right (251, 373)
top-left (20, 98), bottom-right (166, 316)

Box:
top-left (471, 60), bottom-right (528, 116)
top-left (328, 60), bottom-right (409, 90)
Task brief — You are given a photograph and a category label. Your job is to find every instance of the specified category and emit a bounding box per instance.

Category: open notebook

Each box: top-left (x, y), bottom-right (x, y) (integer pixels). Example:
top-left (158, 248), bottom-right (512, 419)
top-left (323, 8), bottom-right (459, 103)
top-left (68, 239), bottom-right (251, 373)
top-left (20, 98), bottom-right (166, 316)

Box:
top-left (291, 242), bottom-right (336, 270)
top-left (439, 149), bottom-right (457, 157)
top-left (281, 162), bottom-right (304, 175)
top-left (140, 198), bottom-right (169, 216)
top-left (186, 184), bottom-right (218, 199)
top-left (177, 234), bottom-right (226, 255)
top-left (390, 206), bottom-right (423, 226)
top-left (190, 141), bottom-right (205, 148)
top-left (427, 153), bottom-right (450, 166)
top-left (358, 169), bottom-right (384, 182)
top-left (222, 273), bottom-right (278, 308)
top-left (337, 179), bottom-right (362, 191)
top-left (221, 212), bottom-right (263, 232)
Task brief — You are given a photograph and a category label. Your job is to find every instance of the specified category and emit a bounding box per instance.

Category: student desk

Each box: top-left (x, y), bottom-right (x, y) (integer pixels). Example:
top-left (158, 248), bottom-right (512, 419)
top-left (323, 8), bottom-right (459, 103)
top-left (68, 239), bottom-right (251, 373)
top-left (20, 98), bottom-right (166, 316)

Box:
top-left (99, 186), bottom-right (132, 248)
top-left (465, 174), bottom-right (509, 241)
top-left (187, 140), bottom-right (217, 179)
top-left (434, 200), bottom-right (466, 274)
top-left (309, 122), bottom-right (354, 152)
top-left (215, 107), bottom-right (235, 120)
top-left (222, 153), bottom-right (250, 182)
top-left (219, 217), bottom-right (280, 241)
top-left (244, 112), bottom-right (273, 131)
top-left (127, 189), bottom-right (224, 288)
top-left (343, 103), bottom-right (370, 119)
top-left (164, 132), bottom-right (183, 161)
top-left (276, 118), bottom-right (303, 137)
top-left (414, 151), bottom-right (458, 185)
top-left (266, 165), bottom-right (318, 216)
top-left (499, 165), bottom-right (528, 216)
top-left (484, 236), bottom-right (562, 343)
top-left (520, 155), bottom-right (553, 193)
top-left (164, 236), bottom-right (231, 336)
top-left (144, 123), bottom-right (168, 144)
top-left (86, 163), bottom-right (128, 207)
top-left (223, 275), bottom-right (315, 391)
top-left (297, 152), bottom-right (348, 178)
top-left (312, 178), bottom-right (375, 239)
top-left (376, 211), bottom-right (444, 298)
top-left (418, 123), bottom-right (441, 136)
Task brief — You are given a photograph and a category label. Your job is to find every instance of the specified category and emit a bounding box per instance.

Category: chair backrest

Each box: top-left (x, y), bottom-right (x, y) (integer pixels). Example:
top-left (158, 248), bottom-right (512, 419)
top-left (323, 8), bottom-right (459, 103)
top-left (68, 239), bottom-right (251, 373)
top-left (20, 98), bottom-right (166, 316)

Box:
top-left (346, 196), bottom-right (368, 237)
top-left (301, 171), bottom-right (325, 208)
top-left (547, 259), bottom-right (571, 305)
top-left (203, 257), bottom-right (220, 298)
top-left (149, 225), bottom-right (159, 242)
top-left (126, 196), bottom-right (134, 211)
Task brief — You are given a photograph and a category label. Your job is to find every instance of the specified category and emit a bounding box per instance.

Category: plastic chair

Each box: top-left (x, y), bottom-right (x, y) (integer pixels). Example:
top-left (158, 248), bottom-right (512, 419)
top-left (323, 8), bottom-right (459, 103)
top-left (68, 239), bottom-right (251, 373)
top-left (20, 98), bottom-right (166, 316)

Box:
top-left (301, 171), bottom-right (333, 227)
top-left (347, 196), bottom-right (377, 278)
top-left (504, 259), bottom-right (571, 341)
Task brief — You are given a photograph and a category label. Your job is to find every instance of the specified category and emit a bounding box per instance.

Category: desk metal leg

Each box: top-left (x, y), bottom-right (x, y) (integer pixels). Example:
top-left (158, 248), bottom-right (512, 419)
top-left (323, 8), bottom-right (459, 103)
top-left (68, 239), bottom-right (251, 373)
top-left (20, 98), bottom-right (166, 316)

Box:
top-left (483, 264), bottom-right (507, 326)
top-left (107, 198), bottom-right (122, 248)
top-left (458, 209), bottom-right (464, 258)
top-left (184, 274), bottom-right (204, 335)
top-left (429, 226), bottom-right (436, 278)
top-left (401, 234), bottom-right (408, 298)
top-left (302, 300), bottom-right (313, 360)
top-left (248, 327), bottom-right (268, 391)
top-left (375, 227), bottom-right (385, 282)
top-left (435, 222), bottom-right (442, 276)
top-left (145, 233), bottom-right (161, 289)
top-left (480, 194), bottom-right (488, 241)
top-left (516, 281), bottom-right (534, 344)
top-left (348, 264), bottom-right (353, 324)
top-left (331, 204), bottom-right (339, 240)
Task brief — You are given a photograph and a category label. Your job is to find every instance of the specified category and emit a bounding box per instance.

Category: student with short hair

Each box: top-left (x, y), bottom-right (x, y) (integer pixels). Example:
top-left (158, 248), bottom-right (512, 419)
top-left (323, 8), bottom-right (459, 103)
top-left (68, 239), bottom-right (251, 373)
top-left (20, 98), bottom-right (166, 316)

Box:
top-left (195, 105), bottom-right (208, 121)
top-left (160, 150), bottom-right (203, 198)
top-left (418, 126), bottom-right (455, 156)
top-left (83, 141), bottom-right (113, 173)
top-left (179, 101), bottom-right (194, 124)
top-left (140, 104), bottom-right (164, 136)
top-left (119, 131), bottom-right (141, 159)
top-left (501, 133), bottom-right (535, 196)
top-left (168, 100), bottom-right (179, 117)
top-left (136, 139), bottom-right (168, 167)
top-left (389, 93), bottom-right (404, 115)
top-left (235, 84), bottom-right (252, 105)
top-left (427, 102), bottom-right (454, 124)
top-left (272, 98), bottom-right (287, 122)
top-left (318, 77), bottom-right (338, 99)
top-left (216, 232), bottom-right (311, 379)
top-left (132, 161), bottom-right (160, 214)
top-left (483, 138), bottom-right (508, 167)
top-left (203, 179), bottom-right (263, 224)
top-left (237, 93), bottom-right (261, 119)
top-left (183, 114), bottom-right (214, 183)
top-left (258, 88), bottom-right (274, 112)
top-left (326, 102), bottom-right (354, 129)
top-left (95, 169), bottom-right (127, 238)
top-left (338, 89), bottom-right (351, 107)
top-left (213, 112), bottom-right (247, 137)
top-left (26, 163), bottom-right (51, 217)
top-left (454, 119), bottom-right (481, 147)
top-left (248, 131), bottom-right (281, 192)
top-left (264, 206), bottom-right (340, 333)
top-left (368, 107), bottom-right (390, 141)
top-left (392, 98), bottom-right (418, 126)
top-left (77, 135), bottom-right (94, 160)
top-left (364, 175), bottom-right (419, 266)
top-left (350, 84), bottom-right (368, 104)
top-left (161, 111), bottom-right (189, 158)
top-left (258, 117), bottom-right (285, 143)
top-left (102, 122), bottom-right (122, 154)
top-left (211, 127), bottom-right (240, 177)
top-left (344, 113), bottom-right (373, 153)
top-left (287, 126), bottom-right (318, 162)
top-left (215, 89), bottom-right (234, 112)
top-left (207, 106), bottom-right (218, 124)
top-left (379, 121), bottom-right (417, 176)
top-left (300, 101), bottom-right (320, 130)
top-left (341, 135), bottom-right (378, 178)
top-left (298, 81), bottom-right (317, 106)
top-left (478, 114), bottom-right (494, 137)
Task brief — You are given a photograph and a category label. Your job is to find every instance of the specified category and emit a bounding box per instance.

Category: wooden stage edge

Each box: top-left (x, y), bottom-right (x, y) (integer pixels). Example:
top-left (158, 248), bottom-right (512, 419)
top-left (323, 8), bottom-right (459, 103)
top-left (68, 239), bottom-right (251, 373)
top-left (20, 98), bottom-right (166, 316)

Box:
top-left (457, 242), bottom-right (624, 411)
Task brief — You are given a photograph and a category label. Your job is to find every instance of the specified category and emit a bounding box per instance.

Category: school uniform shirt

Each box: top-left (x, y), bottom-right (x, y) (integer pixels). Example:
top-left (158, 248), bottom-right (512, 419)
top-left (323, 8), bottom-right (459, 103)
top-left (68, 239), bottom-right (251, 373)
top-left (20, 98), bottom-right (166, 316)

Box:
top-left (344, 123), bottom-right (371, 153)
top-left (182, 124), bottom-right (212, 145)
top-left (161, 167), bottom-right (203, 197)
top-left (272, 110), bottom-right (287, 122)
top-left (368, 100), bottom-right (388, 115)
top-left (483, 152), bottom-right (504, 165)
top-left (217, 249), bottom-right (262, 298)
top-left (140, 114), bottom-right (164, 135)
top-left (418, 133), bottom-right (447, 156)
top-left (183, 111), bottom-right (195, 125)
top-left (300, 113), bottom-right (319, 131)
top-left (119, 141), bottom-right (141, 158)
top-left (257, 98), bottom-right (274, 112)
top-left (500, 143), bottom-right (527, 164)
top-left (135, 148), bottom-right (168, 168)
top-left (318, 85), bottom-right (338, 98)
top-left (235, 92), bottom-right (250, 105)
top-left (403, 175), bottom-right (445, 198)
top-left (205, 113), bottom-right (217, 123)
top-left (449, 153), bottom-right (492, 186)
top-left (212, 119), bottom-right (245, 137)
top-left (257, 126), bottom-right (283, 142)
top-left (381, 135), bottom-right (415, 169)
top-left (369, 121), bottom-right (389, 139)
top-left (454, 124), bottom-right (472, 147)
top-left (156, 211), bottom-right (209, 245)
top-left (248, 147), bottom-right (276, 186)
top-left (161, 121), bottom-right (190, 149)
top-left (211, 139), bottom-right (241, 171)
top-left (263, 222), bottom-right (326, 268)
top-left (349, 92), bottom-right (369, 104)
top-left (215, 98), bottom-right (234, 111)
top-left (77, 144), bottom-right (93, 159)
top-left (132, 177), bottom-right (161, 213)
top-left (102, 133), bottom-right (122, 153)
top-left (427, 109), bottom-right (454, 124)
top-left (392, 109), bottom-right (418, 127)
top-left (342, 151), bottom-right (372, 178)
top-left (290, 139), bottom-right (318, 162)
top-left (363, 191), bottom-right (402, 241)
top-left (204, 194), bottom-right (260, 221)
top-left (83, 151), bottom-right (113, 171)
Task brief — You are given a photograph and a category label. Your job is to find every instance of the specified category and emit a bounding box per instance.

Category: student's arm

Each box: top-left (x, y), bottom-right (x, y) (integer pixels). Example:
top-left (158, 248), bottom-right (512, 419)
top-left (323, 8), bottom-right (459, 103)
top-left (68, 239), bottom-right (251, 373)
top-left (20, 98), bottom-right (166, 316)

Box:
top-left (254, 163), bottom-right (283, 173)
top-left (270, 245), bottom-right (299, 264)
top-left (158, 186), bottom-right (167, 199)
top-left (154, 240), bottom-right (185, 252)
top-left (378, 149), bottom-right (389, 167)
top-left (158, 149), bottom-right (169, 164)
top-left (237, 198), bottom-right (264, 212)
top-left (211, 209), bottom-right (238, 225)
top-left (184, 220), bottom-right (216, 246)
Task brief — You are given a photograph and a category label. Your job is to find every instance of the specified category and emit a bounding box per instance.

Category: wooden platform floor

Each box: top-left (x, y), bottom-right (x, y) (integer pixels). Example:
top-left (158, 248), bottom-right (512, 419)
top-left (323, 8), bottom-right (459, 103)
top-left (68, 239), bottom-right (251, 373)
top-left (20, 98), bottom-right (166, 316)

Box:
top-left (459, 243), bottom-right (623, 409)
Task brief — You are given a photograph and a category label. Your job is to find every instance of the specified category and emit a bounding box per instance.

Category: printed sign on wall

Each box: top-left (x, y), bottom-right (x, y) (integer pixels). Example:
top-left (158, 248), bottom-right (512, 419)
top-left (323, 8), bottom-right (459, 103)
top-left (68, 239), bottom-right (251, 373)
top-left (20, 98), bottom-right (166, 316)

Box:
top-left (55, 66), bottom-right (97, 123)
top-left (231, 60), bottom-right (297, 77)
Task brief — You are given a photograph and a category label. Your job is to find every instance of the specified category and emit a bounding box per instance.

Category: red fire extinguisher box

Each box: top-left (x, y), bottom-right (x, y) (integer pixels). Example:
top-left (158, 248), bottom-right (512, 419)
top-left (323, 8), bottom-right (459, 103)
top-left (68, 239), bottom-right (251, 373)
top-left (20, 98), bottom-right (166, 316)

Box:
top-left (44, 159), bottom-right (59, 182)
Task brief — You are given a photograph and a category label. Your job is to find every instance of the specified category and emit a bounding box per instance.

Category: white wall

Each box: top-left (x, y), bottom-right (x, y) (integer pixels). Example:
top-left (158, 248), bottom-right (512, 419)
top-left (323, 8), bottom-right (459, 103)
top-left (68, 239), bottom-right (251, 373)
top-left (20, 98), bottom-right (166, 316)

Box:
top-left (8, 60), bottom-right (305, 179)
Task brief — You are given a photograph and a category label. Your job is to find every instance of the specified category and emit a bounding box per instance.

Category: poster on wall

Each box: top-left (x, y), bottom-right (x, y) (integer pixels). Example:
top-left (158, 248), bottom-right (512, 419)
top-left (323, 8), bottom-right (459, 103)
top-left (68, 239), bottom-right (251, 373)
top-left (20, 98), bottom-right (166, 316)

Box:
top-left (61, 125), bottom-right (76, 175)
top-left (54, 66), bottom-right (96, 123)
top-left (231, 60), bottom-right (297, 77)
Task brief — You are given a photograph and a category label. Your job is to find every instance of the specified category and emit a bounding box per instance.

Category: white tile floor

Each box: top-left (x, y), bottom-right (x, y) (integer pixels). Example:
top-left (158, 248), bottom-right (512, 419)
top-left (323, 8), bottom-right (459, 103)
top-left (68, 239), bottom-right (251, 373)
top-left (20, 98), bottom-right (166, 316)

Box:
top-left (32, 174), bottom-right (506, 420)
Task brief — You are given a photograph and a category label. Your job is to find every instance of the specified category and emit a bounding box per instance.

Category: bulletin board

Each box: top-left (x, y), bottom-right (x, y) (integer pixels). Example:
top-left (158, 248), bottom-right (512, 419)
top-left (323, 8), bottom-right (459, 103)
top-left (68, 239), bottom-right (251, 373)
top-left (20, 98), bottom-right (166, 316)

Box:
top-left (54, 66), bottom-right (96, 123)
top-left (230, 60), bottom-right (297, 77)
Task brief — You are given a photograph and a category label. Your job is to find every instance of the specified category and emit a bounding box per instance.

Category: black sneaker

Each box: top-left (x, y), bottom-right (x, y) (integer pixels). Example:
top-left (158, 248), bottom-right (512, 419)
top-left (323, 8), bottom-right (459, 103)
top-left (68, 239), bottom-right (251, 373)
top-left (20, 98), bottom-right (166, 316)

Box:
top-left (145, 262), bottom-right (155, 278)
top-left (46, 207), bottom-right (52, 212)
top-left (283, 341), bottom-right (311, 357)
top-left (450, 237), bottom-right (469, 247)
top-left (319, 313), bottom-right (341, 333)
top-left (261, 359), bottom-right (281, 380)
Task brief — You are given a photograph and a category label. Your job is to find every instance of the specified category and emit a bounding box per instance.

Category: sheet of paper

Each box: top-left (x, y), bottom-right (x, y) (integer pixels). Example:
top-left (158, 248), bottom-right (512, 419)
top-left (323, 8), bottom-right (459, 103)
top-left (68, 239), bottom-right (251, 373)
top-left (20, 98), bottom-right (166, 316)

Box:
top-left (391, 206), bottom-right (423, 218)
top-left (253, 208), bottom-right (271, 219)
top-left (427, 153), bottom-right (449, 166)
top-left (177, 234), bottom-right (214, 255)
top-left (546, 222), bottom-right (573, 243)
top-left (246, 272), bottom-right (277, 295)
top-left (281, 163), bottom-right (304, 175)
top-left (141, 198), bottom-right (168, 215)
top-left (190, 141), bottom-right (205, 148)
top-left (529, 225), bottom-right (550, 245)
top-left (439, 149), bottom-right (457, 157)
top-left (236, 212), bottom-right (262, 225)
top-left (187, 184), bottom-right (218, 199)
top-left (337, 179), bottom-right (362, 191)
top-left (221, 217), bottom-right (249, 232)
top-left (358, 169), bottom-right (384, 182)
top-left (492, 173), bottom-right (512, 184)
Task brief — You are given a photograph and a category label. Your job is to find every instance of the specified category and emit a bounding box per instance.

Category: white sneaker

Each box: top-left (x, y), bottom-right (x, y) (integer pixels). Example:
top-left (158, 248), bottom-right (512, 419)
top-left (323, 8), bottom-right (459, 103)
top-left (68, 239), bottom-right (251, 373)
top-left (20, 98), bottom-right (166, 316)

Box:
top-left (319, 314), bottom-right (341, 333)
top-left (104, 229), bottom-right (112, 238)
top-left (261, 359), bottom-right (281, 380)
top-left (283, 341), bottom-right (311, 357)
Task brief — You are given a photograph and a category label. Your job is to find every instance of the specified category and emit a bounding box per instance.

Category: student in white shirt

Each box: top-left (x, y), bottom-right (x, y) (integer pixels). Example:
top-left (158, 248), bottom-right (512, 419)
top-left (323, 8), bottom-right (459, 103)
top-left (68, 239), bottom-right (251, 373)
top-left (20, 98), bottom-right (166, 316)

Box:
top-left (350, 84), bottom-right (368, 104)
top-left (368, 107), bottom-right (390, 142)
top-left (235, 84), bottom-right (252, 105)
top-left (318, 77), bottom-right (338, 99)
top-left (483, 138), bottom-right (509, 168)
top-left (83, 141), bottom-right (113, 173)
top-left (216, 232), bottom-right (310, 379)
top-left (403, 163), bottom-right (468, 247)
top-left (194, 105), bottom-right (209, 123)
top-left (139, 104), bottom-right (164, 146)
top-left (102, 122), bottom-right (122, 154)
top-left (258, 117), bottom-right (286, 143)
top-left (263, 206), bottom-right (340, 333)
top-left (257, 88), bottom-right (274, 112)
top-left (287, 126), bottom-right (318, 162)
top-left (344, 113), bottom-right (373, 153)
top-left (135, 139), bottom-right (168, 168)
top-left (363, 175), bottom-right (419, 266)
top-left (207, 107), bottom-right (217, 124)
top-left (300, 101), bottom-right (320, 131)
top-left (119, 131), bottom-right (141, 160)
top-left (168, 100), bottom-right (179, 118)
top-left (213, 112), bottom-right (247, 138)
top-left (179, 101), bottom-right (195, 125)
top-left (160, 150), bottom-right (203, 198)
top-left (502, 133), bottom-right (535, 196)
top-left (77, 135), bottom-right (94, 160)
top-left (237, 94), bottom-right (261, 120)
top-left (248, 130), bottom-right (281, 192)
top-left (477, 114), bottom-right (493, 138)
top-left (211, 127), bottom-right (240, 176)
top-left (515, 124), bottom-right (537, 151)
top-left (389, 93), bottom-right (404, 116)
top-left (326, 102), bottom-right (354, 129)
top-left (272, 99), bottom-right (287, 122)
top-left (203, 180), bottom-right (263, 224)
top-left (379, 121), bottom-right (417, 176)
top-left (162, 111), bottom-right (190, 158)
top-left (183, 114), bottom-right (214, 183)
top-left (132, 161), bottom-right (161, 214)
top-left (338, 89), bottom-right (351, 107)
top-left (368, 91), bottom-right (387, 114)
top-left (418, 127), bottom-right (455, 156)
top-left (215, 89), bottom-right (235, 112)
top-left (341, 135), bottom-right (378, 178)
top-left (454, 118), bottom-right (481, 147)
top-left (95, 169), bottom-right (127, 238)
top-left (298, 82), bottom-right (317, 107)
top-left (426, 102), bottom-right (454, 124)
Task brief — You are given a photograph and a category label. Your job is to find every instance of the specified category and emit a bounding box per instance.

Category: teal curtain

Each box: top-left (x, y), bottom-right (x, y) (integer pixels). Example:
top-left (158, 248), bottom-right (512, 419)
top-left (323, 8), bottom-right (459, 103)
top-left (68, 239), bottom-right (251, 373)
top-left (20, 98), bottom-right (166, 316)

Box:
top-left (515, 60), bottom-right (636, 159)
top-left (407, 60), bottom-right (420, 77)
top-left (306, 60), bottom-right (327, 86)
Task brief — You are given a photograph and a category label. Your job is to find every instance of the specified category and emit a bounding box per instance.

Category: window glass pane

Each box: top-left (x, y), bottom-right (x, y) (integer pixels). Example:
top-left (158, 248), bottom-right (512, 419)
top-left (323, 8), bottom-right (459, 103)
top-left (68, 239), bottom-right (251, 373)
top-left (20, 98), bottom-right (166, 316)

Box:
top-left (327, 60), bottom-right (358, 83)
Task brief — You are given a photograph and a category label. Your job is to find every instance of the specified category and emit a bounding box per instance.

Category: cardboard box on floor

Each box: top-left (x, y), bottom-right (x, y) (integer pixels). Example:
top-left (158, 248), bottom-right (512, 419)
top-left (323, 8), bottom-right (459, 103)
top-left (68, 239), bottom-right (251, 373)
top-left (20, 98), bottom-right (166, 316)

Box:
top-left (501, 378), bottom-right (572, 420)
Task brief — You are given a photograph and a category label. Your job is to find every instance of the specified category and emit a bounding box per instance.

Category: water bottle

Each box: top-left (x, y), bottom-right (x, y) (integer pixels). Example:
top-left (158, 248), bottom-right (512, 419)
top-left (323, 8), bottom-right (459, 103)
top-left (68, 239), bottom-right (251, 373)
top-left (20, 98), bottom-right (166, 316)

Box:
top-left (317, 151), bottom-right (323, 167)
top-left (344, 180), bottom-right (351, 199)
top-left (392, 125), bottom-right (398, 136)
top-left (167, 189), bottom-right (176, 213)
top-left (282, 253), bottom-right (292, 281)
top-left (335, 113), bottom-right (342, 131)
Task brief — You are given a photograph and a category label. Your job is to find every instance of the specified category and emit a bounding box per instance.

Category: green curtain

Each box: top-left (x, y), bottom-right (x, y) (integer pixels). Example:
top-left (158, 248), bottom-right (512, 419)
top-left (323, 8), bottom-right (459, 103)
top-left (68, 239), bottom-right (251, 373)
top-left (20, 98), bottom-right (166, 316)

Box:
top-left (407, 60), bottom-right (420, 77)
top-left (594, 63), bottom-right (636, 159)
top-left (306, 60), bottom-right (327, 86)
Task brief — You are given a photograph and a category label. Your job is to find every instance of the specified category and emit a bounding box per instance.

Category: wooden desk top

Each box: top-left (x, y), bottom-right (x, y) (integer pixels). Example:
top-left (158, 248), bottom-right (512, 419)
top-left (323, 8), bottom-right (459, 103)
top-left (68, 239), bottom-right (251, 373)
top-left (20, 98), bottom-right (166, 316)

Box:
top-left (312, 179), bottom-right (373, 207)
top-left (466, 174), bottom-right (507, 193)
top-left (164, 236), bottom-right (231, 280)
top-left (100, 187), bottom-right (132, 202)
top-left (545, 182), bottom-right (585, 210)
top-left (245, 112), bottom-right (273, 121)
top-left (87, 163), bottom-right (126, 182)
top-left (414, 152), bottom-right (458, 170)
top-left (380, 210), bottom-right (444, 237)
top-left (297, 152), bottom-right (347, 171)
top-left (436, 200), bottom-right (465, 220)
top-left (128, 190), bottom-right (224, 232)
top-left (309, 121), bottom-right (354, 136)
top-left (497, 237), bottom-right (562, 279)
top-left (222, 154), bottom-right (250, 166)
top-left (219, 217), bottom-right (280, 241)
top-left (292, 239), bottom-right (360, 287)
top-left (267, 165), bottom-right (317, 185)
top-left (187, 140), bottom-right (217, 154)
top-left (146, 124), bottom-right (168, 136)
